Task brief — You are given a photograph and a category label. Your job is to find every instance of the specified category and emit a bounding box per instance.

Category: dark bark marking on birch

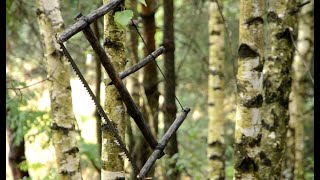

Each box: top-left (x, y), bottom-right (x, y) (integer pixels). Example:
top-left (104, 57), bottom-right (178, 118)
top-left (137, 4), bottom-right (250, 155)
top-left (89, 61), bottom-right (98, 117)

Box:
top-left (209, 69), bottom-right (224, 78)
top-left (253, 63), bottom-right (264, 72)
top-left (208, 141), bottom-right (223, 147)
top-left (103, 38), bottom-right (123, 50)
top-left (238, 44), bottom-right (259, 58)
top-left (242, 94), bottom-right (263, 108)
top-left (65, 147), bottom-right (80, 155)
top-left (236, 156), bottom-right (258, 172)
top-left (51, 123), bottom-right (75, 135)
top-left (209, 155), bottom-right (224, 161)
top-left (245, 17), bottom-right (264, 26)
top-left (267, 11), bottom-right (282, 23)
top-left (275, 28), bottom-right (292, 42)
top-left (259, 151), bottom-right (272, 166)
top-left (213, 87), bottom-right (222, 91)
top-left (211, 30), bottom-right (221, 36)
top-left (60, 170), bottom-right (77, 176)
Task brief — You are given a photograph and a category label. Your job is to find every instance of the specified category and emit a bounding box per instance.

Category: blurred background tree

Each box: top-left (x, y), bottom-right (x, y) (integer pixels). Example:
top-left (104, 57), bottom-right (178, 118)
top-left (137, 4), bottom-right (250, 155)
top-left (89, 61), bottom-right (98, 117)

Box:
top-left (6, 0), bottom-right (314, 179)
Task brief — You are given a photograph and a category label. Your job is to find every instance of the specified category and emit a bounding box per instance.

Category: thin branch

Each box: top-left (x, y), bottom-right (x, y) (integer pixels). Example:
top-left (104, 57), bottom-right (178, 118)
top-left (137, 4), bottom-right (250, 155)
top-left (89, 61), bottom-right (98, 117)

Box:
top-left (297, 0), bottom-right (311, 8)
top-left (214, 0), bottom-right (237, 79)
top-left (289, 29), bottom-right (314, 85)
top-left (6, 64), bottom-right (58, 90)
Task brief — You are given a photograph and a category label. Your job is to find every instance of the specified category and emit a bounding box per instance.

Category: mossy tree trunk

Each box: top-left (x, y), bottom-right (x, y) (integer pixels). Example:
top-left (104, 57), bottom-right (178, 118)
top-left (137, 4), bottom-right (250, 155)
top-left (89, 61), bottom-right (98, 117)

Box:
top-left (163, 0), bottom-right (179, 179)
top-left (37, 0), bottom-right (82, 179)
top-left (290, 1), bottom-right (313, 179)
top-left (258, 0), bottom-right (298, 179)
top-left (233, 0), bottom-right (265, 179)
top-left (207, 0), bottom-right (225, 179)
top-left (101, 0), bottom-right (126, 179)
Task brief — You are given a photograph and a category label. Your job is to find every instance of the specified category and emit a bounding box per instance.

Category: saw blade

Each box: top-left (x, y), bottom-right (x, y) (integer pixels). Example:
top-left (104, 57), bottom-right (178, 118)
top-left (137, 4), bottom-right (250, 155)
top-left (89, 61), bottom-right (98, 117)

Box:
top-left (58, 42), bottom-right (139, 176)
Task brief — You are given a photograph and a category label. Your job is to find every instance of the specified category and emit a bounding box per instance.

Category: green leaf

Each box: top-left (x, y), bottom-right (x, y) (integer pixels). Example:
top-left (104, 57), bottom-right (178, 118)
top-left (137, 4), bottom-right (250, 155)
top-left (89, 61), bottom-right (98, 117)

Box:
top-left (19, 160), bottom-right (28, 171)
top-left (138, 0), bottom-right (147, 6)
top-left (114, 10), bottom-right (133, 29)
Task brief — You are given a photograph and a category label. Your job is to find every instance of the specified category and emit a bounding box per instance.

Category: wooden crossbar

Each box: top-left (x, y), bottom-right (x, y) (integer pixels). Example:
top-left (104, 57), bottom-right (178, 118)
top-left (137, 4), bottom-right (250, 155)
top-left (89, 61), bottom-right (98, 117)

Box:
top-left (137, 108), bottom-right (191, 179)
top-left (107, 46), bottom-right (165, 86)
top-left (81, 24), bottom-right (161, 154)
top-left (56, 0), bottom-right (122, 43)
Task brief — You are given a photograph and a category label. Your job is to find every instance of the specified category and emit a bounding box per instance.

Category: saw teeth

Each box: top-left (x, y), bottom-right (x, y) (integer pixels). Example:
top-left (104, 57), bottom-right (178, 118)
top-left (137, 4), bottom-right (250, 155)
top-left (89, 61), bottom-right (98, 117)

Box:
top-left (60, 43), bottom-right (139, 176)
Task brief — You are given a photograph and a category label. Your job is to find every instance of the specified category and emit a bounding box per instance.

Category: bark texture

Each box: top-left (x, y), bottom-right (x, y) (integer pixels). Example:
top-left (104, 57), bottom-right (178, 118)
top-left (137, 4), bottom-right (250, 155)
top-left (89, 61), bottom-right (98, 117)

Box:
top-left (288, 1), bottom-right (313, 179)
top-left (233, 0), bottom-right (265, 179)
top-left (37, 0), bottom-right (82, 179)
top-left (259, 0), bottom-right (298, 179)
top-left (207, 1), bottom-right (225, 179)
top-left (7, 126), bottom-right (30, 180)
top-left (163, 0), bottom-right (179, 179)
top-left (102, 0), bottom-right (126, 179)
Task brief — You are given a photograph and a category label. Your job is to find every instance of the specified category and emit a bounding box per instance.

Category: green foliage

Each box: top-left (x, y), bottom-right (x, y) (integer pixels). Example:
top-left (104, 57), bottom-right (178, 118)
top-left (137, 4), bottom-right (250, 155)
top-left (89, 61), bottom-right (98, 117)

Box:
top-left (79, 139), bottom-right (101, 169)
top-left (18, 160), bottom-right (28, 172)
top-left (114, 10), bottom-right (134, 29)
top-left (6, 85), bottom-right (46, 145)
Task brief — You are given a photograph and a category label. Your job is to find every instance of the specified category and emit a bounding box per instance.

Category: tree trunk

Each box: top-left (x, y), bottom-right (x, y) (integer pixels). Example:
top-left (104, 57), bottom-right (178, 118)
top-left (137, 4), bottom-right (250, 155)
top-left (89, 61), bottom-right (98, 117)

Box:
top-left (7, 126), bottom-right (29, 180)
top-left (136, 0), bottom-right (159, 177)
top-left (93, 19), bottom-right (102, 179)
top-left (141, 0), bottom-right (159, 136)
top-left (233, 0), bottom-right (265, 179)
top-left (101, 0), bottom-right (126, 179)
top-left (290, 1), bottom-right (314, 179)
top-left (207, 1), bottom-right (225, 179)
top-left (163, 0), bottom-right (179, 179)
top-left (36, 0), bottom-right (82, 179)
top-left (258, 0), bottom-right (298, 179)
top-left (127, 0), bottom-right (141, 179)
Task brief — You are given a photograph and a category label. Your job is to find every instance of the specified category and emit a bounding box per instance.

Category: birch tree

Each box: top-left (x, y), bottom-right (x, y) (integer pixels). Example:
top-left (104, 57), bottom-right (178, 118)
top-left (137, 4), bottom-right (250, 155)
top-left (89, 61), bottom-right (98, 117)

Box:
top-left (290, 1), bottom-right (314, 179)
top-left (233, 0), bottom-right (265, 179)
top-left (258, 0), bottom-right (298, 178)
top-left (101, 0), bottom-right (126, 179)
top-left (37, 0), bottom-right (82, 180)
top-left (207, 0), bottom-right (225, 179)
top-left (37, 0), bottom-right (82, 179)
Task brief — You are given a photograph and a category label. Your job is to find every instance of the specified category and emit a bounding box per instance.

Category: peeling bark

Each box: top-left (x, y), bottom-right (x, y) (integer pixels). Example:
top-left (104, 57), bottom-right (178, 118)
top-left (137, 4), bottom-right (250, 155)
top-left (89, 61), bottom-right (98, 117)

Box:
top-left (36, 0), bottom-right (82, 179)
top-left (102, 0), bottom-right (126, 179)
top-left (259, 0), bottom-right (298, 179)
top-left (207, 1), bottom-right (225, 179)
top-left (233, 0), bottom-right (265, 179)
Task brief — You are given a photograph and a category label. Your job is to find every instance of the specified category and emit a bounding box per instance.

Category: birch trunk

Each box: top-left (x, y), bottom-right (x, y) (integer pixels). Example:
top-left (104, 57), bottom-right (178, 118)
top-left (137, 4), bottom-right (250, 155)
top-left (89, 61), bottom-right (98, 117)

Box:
top-left (102, 0), bottom-right (126, 179)
top-left (37, 0), bottom-right (82, 179)
top-left (291, 1), bottom-right (314, 179)
top-left (233, 0), bottom-right (265, 179)
top-left (258, 0), bottom-right (298, 179)
top-left (207, 1), bottom-right (225, 179)
top-left (163, 0), bottom-right (179, 179)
